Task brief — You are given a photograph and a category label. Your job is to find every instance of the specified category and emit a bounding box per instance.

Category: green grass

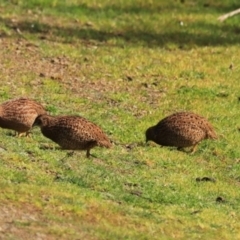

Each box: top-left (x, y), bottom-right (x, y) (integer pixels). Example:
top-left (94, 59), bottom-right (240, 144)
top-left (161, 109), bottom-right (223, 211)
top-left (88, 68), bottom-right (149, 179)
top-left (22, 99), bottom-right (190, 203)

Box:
top-left (0, 0), bottom-right (240, 239)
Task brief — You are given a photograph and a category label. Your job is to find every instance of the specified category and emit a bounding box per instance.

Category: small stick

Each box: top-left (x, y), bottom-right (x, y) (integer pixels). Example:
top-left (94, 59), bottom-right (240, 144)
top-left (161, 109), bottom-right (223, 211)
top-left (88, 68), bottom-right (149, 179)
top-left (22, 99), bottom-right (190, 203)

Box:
top-left (218, 8), bottom-right (240, 22)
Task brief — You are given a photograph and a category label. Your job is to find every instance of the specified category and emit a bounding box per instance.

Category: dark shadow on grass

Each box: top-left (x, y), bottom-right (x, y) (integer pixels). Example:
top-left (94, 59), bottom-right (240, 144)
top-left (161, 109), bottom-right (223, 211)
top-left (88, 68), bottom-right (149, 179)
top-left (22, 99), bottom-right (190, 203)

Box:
top-left (0, 7), bottom-right (240, 47)
top-left (8, 1), bottom-right (240, 15)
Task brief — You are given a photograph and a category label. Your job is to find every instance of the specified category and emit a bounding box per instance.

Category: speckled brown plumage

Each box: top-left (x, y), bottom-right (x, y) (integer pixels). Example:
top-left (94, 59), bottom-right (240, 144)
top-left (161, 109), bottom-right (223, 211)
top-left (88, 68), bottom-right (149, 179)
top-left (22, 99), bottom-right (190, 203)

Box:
top-left (145, 112), bottom-right (217, 153)
top-left (34, 114), bottom-right (112, 157)
top-left (0, 97), bottom-right (46, 136)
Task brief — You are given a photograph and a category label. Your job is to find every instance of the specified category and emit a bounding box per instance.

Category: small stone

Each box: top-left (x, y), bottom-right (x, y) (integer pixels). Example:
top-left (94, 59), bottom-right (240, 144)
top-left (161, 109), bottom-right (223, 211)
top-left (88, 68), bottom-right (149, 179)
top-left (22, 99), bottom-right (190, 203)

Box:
top-left (39, 73), bottom-right (45, 77)
top-left (126, 76), bottom-right (133, 81)
top-left (196, 177), bottom-right (216, 182)
top-left (216, 196), bottom-right (225, 203)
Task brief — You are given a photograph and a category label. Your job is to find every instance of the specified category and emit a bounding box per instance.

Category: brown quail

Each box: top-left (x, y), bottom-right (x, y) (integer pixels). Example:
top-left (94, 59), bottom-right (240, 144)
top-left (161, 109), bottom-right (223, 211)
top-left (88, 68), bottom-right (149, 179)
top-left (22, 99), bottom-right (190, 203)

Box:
top-left (145, 112), bottom-right (217, 153)
top-left (34, 114), bottom-right (112, 158)
top-left (0, 97), bottom-right (46, 137)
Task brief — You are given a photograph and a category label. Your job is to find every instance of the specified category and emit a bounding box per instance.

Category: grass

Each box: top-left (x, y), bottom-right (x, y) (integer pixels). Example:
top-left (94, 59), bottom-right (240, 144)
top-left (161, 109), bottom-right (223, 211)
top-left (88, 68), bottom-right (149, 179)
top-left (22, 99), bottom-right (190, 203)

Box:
top-left (0, 0), bottom-right (240, 239)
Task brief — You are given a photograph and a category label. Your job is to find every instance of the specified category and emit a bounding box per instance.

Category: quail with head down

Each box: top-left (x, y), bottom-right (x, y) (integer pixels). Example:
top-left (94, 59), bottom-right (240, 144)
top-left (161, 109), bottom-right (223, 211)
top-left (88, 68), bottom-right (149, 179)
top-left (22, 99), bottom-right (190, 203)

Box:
top-left (145, 112), bottom-right (217, 153)
top-left (0, 97), bottom-right (46, 137)
top-left (34, 114), bottom-right (112, 158)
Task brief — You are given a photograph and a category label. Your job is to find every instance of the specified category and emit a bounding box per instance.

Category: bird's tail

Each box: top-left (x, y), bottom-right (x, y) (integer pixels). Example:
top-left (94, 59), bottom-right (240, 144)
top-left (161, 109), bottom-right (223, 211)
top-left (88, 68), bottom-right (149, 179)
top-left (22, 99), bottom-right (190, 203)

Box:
top-left (207, 128), bottom-right (217, 140)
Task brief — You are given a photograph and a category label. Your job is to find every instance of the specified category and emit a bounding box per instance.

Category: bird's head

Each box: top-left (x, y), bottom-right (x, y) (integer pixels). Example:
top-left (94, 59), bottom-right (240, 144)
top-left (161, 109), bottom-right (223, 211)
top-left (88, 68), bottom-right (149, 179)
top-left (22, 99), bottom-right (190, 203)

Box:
top-left (145, 126), bottom-right (155, 143)
top-left (33, 114), bottom-right (51, 127)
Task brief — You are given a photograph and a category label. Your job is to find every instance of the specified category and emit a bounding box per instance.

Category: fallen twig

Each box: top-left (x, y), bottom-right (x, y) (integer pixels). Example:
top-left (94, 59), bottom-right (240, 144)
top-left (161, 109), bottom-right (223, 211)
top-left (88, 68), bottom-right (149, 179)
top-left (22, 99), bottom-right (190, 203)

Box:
top-left (218, 8), bottom-right (240, 22)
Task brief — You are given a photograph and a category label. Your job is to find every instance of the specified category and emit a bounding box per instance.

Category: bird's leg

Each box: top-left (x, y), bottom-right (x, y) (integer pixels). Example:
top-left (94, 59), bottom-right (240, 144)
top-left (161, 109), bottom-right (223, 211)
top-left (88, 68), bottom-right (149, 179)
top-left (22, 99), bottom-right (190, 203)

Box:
top-left (177, 147), bottom-right (191, 153)
top-left (16, 132), bottom-right (24, 137)
top-left (60, 151), bottom-right (74, 163)
top-left (86, 149), bottom-right (91, 158)
top-left (16, 131), bottom-right (31, 138)
top-left (25, 131), bottom-right (32, 138)
top-left (190, 144), bottom-right (198, 154)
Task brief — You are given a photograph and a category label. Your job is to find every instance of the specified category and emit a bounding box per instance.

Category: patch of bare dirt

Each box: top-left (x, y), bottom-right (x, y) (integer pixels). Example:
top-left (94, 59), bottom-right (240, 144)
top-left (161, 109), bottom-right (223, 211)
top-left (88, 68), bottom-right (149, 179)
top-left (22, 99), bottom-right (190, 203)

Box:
top-left (0, 201), bottom-right (99, 240)
top-left (0, 202), bottom-right (56, 240)
top-left (0, 37), bottom-right (165, 115)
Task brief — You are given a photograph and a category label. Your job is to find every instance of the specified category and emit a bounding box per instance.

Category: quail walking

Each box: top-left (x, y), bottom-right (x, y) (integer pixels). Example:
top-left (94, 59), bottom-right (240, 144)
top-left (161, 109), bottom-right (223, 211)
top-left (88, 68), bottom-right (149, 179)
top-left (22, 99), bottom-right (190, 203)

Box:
top-left (145, 112), bottom-right (217, 153)
top-left (0, 97), bottom-right (46, 136)
top-left (34, 114), bottom-right (112, 157)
